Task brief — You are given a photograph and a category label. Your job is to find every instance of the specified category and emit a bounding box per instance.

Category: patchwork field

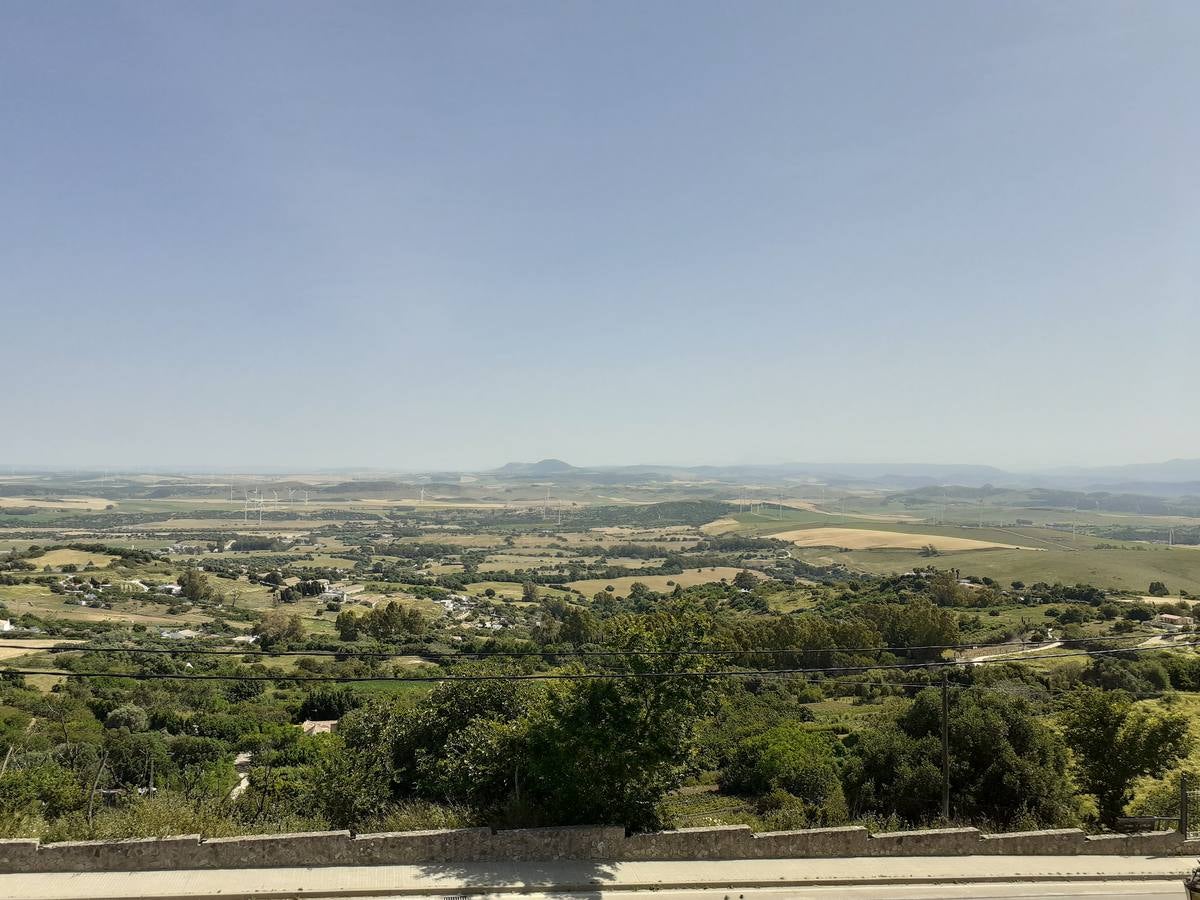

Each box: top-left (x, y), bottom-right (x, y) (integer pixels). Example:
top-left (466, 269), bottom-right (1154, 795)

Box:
top-left (0, 497), bottom-right (112, 510)
top-left (770, 527), bottom-right (1035, 552)
top-left (463, 581), bottom-right (576, 602)
top-left (31, 548), bottom-right (120, 569)
top-left (567, 566), bottom-right (752, 597)
top-left (778, 499), bottom-right (922, 522)
top-left (0, 638), bottom-right (82, 662)
top-left (793, 545), bottom-right (1200, 595)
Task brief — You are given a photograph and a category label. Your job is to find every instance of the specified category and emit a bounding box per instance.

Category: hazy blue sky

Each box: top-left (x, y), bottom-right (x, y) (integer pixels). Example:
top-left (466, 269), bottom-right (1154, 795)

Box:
top-left (3, 1), bottom-right (1197, 471)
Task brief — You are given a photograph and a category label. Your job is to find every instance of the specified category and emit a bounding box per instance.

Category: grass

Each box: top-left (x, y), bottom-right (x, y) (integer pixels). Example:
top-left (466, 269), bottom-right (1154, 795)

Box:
top-left (289, 554), bottom-right (359, 569)
top-left (772, 526), bottom-right (1034, 552)
top-left (0, 583), bottom-right (214, 627)
top-left (0, 497), bottom-right (112, 511)
top-left (567, 567), bottom-right (753, 597)
top-left (463, 581), bottom-right (576, 601)
top-left (798, 544), bottom-right (1200, 595)
top-left (0, 638), bottom-right (82, 663)
top-left (29, 548), bottom-right (119, 569)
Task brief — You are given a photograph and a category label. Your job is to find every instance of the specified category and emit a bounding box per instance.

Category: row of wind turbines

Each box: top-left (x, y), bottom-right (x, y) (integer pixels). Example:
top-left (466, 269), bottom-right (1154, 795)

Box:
top-left (227, 485), bottom-right (310, 523)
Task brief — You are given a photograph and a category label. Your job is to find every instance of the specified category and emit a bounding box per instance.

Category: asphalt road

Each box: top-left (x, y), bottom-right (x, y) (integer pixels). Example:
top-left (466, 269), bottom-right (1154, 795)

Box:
top-left (2, 858), bottom-right (1192, 900)
top-left (348, 886), bottom-right (1184, 900)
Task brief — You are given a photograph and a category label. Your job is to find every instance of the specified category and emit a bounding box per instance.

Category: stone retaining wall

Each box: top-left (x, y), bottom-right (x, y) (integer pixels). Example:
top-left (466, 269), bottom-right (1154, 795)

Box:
top-left (0, 825), bottom-right (1192, 873)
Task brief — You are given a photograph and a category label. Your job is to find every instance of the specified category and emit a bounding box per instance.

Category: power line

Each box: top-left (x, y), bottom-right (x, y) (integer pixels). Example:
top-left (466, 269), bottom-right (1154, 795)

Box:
top-left (3, 638), bottom-right (1197, 684)
top-left (0, 631), bottom-right (1176, 661)
top-left (0, 667), bottom-right (928, 685)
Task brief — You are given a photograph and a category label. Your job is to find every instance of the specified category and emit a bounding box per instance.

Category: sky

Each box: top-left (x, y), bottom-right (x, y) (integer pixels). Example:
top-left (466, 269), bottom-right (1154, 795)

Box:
top-left (2, 1), bottom-right (1198, 472)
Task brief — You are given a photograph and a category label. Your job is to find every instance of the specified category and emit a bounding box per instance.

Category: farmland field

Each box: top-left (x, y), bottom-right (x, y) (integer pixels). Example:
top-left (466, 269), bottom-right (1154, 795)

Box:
top-left (794, 544), bottom-right (1200, 595)
top-left (770, 526), bottom-right (1035, 551)
top-left (29, 548), bottom-right (120, 569)
top-left (568, 566), bottom-right (752, 596)
top-left (0, 496), bottom-right (112, 510)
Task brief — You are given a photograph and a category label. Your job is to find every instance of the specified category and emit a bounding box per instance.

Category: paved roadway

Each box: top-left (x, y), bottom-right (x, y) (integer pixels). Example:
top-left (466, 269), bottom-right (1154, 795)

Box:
top-left (358, 888), bottom-right (1184, 900)
top-left (0, 858), bottom-right (1192, 900)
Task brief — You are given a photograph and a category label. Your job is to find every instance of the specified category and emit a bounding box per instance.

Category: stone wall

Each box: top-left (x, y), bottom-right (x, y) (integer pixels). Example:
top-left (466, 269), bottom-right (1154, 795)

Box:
top-left (0, 825), bottom-right (1192, 873)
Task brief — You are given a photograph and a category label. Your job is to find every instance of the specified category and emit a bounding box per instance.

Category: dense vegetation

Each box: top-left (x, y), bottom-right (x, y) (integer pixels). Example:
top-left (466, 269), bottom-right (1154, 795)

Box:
top-left (3, 481), bottom-right (1200, 842)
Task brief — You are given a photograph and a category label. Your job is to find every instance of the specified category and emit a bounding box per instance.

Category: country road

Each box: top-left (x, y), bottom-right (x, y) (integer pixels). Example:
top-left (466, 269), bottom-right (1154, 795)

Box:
top-left (967, 641), bottom-right (1063, 663)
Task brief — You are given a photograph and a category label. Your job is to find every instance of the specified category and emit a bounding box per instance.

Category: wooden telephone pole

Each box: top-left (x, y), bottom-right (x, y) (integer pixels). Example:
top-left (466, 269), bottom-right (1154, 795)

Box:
top-left (941, 674), bottom-right (951, 823)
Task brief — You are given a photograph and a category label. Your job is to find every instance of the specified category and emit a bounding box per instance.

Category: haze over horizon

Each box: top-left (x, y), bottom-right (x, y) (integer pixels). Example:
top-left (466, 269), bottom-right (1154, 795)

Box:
top-left (4, 1), bottom-right (1198, 471)
top-left (7, 455), bottom-right (1200, 482)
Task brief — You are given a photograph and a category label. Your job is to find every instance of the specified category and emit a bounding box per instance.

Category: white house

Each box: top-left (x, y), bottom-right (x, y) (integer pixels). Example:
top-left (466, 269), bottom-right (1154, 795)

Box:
top-left (0, 619), bottom-right (12, 632)
top-left (1155, 613), bottom-right (1194, 631)
top-left (161, 628), bottom-right (201, 640)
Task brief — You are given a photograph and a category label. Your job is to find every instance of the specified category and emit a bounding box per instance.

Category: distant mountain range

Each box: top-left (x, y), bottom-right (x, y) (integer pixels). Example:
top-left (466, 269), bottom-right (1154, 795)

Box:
top-left (493, 458), bottom-right (580, 476)
top-left (487, 458), bottom-right (1200, 495)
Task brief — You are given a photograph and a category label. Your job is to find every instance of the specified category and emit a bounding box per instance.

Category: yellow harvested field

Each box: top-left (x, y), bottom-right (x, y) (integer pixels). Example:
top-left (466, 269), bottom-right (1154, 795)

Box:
top-left (1132, 595), bottom-right (1190, 609)
top-left (0, 639), bottom-right (82, 661)
top-left (32, 548), bottom-right (119, 568)
top-left (604, 557), bottom-right (666, 569)
top-left (0, 496), bottom-right (112, 510)
top-left (771, 528), bottom-right (1034, 551)
top-left (116, 519), bottom-right (322, 531)
top-left (358, 498), bottom-right (505, 509)
top-left (409, 533), bottom-right (506, 547)
top-left (568, 566), bottom-right (751, 596)
top-left (701, 517), bottom-right (739, 535)
top-left (779, 499), bottom-right (921, 522)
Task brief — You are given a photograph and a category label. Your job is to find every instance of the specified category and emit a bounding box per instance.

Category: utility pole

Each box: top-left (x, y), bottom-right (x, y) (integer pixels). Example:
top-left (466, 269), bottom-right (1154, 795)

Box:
top-left (1181, 772), bottom-right (1190, 838)
top-left (941, 673), bottom-right (951, 823)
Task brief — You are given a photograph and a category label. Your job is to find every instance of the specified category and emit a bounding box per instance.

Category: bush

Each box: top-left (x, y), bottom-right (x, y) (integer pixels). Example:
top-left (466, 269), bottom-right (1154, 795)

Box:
top-left (105, 704), bottom-right (149, 732)
top-left (720, 721), bottom-right (842, 819)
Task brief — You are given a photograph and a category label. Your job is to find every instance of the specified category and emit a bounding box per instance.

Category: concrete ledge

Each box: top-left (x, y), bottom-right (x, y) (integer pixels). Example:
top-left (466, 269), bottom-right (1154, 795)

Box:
top-left (0, 840), bottom-right (38, 871)
top-left (2, 825), bottom-right (1199, 873)
top-left (351, 828), bottom-right (492, 865)
top-left (1084, 830), bottom-right (1185, 855)
top-left (980, 828), bottom-right (1087, 854)
top-left (623, 824), bottom-right (752, 860)
top-left (35, 836), bottom-right (201, 873)
top-left (202, 831), bottom-right (352, 868)
top-left (490, 825), bottom-right (626, 861)
top-left (868, 827), bottom-right (982, 856)
top-left (752, 826), bottom-right (869, 858)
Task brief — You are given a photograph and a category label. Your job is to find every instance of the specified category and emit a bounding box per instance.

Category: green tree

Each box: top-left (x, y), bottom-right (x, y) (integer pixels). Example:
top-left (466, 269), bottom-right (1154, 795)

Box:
top-left (298, 687), bottom-right (362, 722)
top-left (926, 571), bottom-right (966, 607)
top-left (360, 601), bottom-right (424, 641)
top-left (253, 609), bottom-right (305, 648)
top-left (1061, 688), bottom-right (1189, 826)
top-left (518, 607), bottom-right (721, 829)
top-left (858, 597), bottom-right (959, 660)
top-left (105, 704), bottom-right (149, 732)
top-left (732, 570), bottom-right (760, 591)
top-left (842, 687), bottom-right (1075, 828)
top-left (177, 569), bottom-right (217, 604)
top-left (1148, 581), bottom-right (1170, 597)
top-left (318, 604), bottom-right (721, 832)
top-left (0, 763), bottom-right (83, 828)
top-left (719, 721), bottom-right (843, 824)
top-left (335, 610), bottom-right (360, 642)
